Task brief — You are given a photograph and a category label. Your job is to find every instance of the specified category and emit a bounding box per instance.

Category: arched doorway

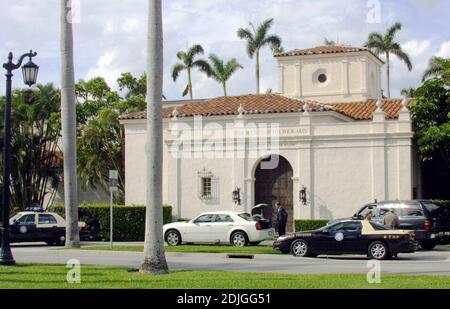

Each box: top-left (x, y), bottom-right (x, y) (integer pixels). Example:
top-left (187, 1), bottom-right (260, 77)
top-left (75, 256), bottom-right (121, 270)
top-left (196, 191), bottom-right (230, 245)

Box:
top-left (254, 155), bottom-right (294, 233)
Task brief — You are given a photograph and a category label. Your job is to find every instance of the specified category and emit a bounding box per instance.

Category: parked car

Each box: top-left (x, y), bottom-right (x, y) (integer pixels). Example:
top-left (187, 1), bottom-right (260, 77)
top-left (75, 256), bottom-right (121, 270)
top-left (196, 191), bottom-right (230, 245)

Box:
top-left (9, 210), bottom-right (92, 246)
top-left (328, 200), bottom-right (450, 250)
top-left (163, 211), bottom-right (275, 247)
top-left (273, 220), bottom-right (417, 260)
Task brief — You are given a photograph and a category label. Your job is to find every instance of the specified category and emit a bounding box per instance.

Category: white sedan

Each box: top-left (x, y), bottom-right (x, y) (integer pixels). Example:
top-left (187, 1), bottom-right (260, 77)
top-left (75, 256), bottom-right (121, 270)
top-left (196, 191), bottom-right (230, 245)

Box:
top-left (163, 211), bottom-right (275, 247)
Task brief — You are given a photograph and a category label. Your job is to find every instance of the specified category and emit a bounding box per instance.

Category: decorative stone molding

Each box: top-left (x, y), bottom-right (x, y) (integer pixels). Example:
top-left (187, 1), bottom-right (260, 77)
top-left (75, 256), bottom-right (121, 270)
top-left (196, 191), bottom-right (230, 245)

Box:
top-left (172, 107), bottom-right (179, 120)
top-left (373, 99), bottom-right (385, 122)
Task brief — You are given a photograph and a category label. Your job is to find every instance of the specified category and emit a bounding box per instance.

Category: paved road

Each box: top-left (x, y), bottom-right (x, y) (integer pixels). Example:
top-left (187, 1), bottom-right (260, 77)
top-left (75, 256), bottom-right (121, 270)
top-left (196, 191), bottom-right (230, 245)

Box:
top-left (11, 243), bottom-right (450, 276)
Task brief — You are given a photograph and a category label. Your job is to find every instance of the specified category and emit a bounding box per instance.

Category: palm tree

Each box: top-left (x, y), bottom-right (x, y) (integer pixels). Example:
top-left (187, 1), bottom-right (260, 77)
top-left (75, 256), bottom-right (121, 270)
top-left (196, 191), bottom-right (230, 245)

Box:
top-left (423, 56), bottom-right (450, 81)
top-left (365, 22), bottom-right (412, 98)
top-left (140, 0), bottom-right (169, 275)
top-left (60, 0), bottom-right (80, 248)
top-left (171, 45), bottom-right (211, 100)
top-left (208, 54), bottom-right (243, 96)
top-left (237, 18), bottom-right (282, 94)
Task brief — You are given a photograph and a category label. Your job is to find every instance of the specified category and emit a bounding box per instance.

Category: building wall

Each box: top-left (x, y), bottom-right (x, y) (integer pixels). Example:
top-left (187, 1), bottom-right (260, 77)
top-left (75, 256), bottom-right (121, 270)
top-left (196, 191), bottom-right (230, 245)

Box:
top-left (278, 52), bottom-right (383, 103)
top-left (122, 109), bottom-right (415, 221)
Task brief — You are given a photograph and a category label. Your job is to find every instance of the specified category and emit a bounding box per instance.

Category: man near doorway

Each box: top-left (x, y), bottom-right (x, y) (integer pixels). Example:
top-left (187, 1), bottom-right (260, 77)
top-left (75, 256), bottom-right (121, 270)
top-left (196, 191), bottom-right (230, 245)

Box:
top-left (276, 202), bottom-right (288, 236)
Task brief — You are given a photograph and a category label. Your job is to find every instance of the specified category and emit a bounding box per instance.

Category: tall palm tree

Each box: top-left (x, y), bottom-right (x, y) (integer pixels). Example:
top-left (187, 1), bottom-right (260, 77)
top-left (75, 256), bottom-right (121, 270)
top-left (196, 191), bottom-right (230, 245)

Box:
top-left (237, 18), bottom-right (282, 94)
top-left (365, 22), bottom-right (412, 98)
top-left (60, 0), bottom-right (80, 248)
top-left (423, 56), bottom-right (450, 81)
top-left (140, 0), bottom-right (169, 275)
top-left (208, 54), bottom-right (243, 96)
top-left (171, 45), bottom-right (211, 100)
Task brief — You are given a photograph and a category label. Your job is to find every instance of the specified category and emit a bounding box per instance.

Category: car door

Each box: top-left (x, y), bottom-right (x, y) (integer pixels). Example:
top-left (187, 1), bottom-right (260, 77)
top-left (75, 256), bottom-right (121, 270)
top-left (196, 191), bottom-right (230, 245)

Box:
top-left (188, 214), bottom-right (216, 243)
top-left (210, 214), bottom-right (235, 243)
top-left (340, 222), bottom-right (363, 253)
top-left (313, 223), bottom-right (346, 253)
top-left (12, 214), bottom-right (37, 242)
top-left (37, 214), bottom-right (59, 241)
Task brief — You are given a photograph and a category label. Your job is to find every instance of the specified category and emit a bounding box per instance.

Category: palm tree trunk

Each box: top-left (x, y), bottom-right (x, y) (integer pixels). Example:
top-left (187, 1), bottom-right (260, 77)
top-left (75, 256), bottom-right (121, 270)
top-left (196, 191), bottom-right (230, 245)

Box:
top-left (256, 49), bottom-right (260, 94)
top-left (187, 68), bottom-right (193, 100)
top-left (140, 0), bottom-right (169, 275)
top-left (386, 52), bottom-right (391, 98)
top-left (60, 0), bottom-right (80, 248)
top-left (223, 82), bottom-right (227, 96)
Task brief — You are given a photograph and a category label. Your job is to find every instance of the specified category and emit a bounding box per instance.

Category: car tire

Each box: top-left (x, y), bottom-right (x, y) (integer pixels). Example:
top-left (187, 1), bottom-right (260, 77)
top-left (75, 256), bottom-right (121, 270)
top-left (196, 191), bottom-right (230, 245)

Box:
top-left (55, 234), bottom-right (66, 246)
top-left (250, 242), bottom-right (261, 246)
top-left (368, 241), bottom-right (389, 260)
top-left (231, 231), bottom-right (249, 247)
top-left (419, 241), bottom-right (436, 250)
top-left (291, 239), bottom-right (313, 257)
top-left (165, 230), bottom-right (182, 246)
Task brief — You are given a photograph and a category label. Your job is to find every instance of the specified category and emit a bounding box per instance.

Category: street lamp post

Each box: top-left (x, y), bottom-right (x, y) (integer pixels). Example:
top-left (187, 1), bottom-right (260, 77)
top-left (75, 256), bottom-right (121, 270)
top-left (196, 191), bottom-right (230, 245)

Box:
top-left (0, 51), bottom-right (39, 265)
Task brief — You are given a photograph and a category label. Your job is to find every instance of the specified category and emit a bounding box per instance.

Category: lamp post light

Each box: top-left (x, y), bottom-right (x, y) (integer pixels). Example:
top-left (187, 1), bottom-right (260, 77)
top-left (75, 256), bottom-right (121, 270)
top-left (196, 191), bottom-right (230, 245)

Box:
top-left (1, 51), bottom-right (39, 265)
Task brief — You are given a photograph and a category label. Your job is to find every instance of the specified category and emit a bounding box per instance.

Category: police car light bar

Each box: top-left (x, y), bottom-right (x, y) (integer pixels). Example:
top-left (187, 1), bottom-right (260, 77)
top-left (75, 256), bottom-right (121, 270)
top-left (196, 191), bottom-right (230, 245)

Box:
top-left (25, 207), bottom-right (45, 213)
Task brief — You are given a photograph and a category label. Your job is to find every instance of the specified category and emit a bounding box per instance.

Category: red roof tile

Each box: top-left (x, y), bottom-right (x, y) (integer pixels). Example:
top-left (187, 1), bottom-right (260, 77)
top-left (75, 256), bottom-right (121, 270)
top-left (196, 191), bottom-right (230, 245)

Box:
top-left (120, 94), bottom-right (410, 122)
top-left (275, 45), bottom-right (384, 63)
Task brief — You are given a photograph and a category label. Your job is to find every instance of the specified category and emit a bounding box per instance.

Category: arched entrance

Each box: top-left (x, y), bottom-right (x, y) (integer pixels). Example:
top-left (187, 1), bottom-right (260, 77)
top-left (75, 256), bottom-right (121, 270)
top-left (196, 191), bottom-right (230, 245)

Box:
top-left (254, 155), bottom-right (294, 233)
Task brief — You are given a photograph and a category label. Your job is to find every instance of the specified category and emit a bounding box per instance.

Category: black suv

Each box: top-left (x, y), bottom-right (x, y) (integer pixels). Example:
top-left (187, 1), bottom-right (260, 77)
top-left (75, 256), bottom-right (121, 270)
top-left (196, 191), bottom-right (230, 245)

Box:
top-left (329, 200), bottom-right (450, 250)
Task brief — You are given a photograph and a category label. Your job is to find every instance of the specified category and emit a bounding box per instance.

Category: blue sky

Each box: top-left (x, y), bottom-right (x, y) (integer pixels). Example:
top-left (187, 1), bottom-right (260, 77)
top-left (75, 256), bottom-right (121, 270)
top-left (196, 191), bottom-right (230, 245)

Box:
top-left (0, 0), bottom-right (449, 99)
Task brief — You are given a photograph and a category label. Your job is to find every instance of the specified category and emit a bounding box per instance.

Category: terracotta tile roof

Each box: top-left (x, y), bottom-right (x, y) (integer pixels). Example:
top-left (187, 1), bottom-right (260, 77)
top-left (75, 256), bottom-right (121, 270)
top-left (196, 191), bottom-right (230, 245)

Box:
top-left (119, 94), bottom-right (410, 122)
top-left (275, 45), bottom-right (384, 63)
top-left (331, 99), bottom-right (411, 120)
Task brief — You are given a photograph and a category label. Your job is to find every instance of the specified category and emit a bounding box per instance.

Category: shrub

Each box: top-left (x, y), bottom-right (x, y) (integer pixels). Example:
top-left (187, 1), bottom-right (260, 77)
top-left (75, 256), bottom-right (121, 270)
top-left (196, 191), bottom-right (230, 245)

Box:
top-left (50, 203), bottom-right (172, 241)
top-left (436, 200), bottom-right (450, 208)
top-left (295, 220), bottom-right (330, 232)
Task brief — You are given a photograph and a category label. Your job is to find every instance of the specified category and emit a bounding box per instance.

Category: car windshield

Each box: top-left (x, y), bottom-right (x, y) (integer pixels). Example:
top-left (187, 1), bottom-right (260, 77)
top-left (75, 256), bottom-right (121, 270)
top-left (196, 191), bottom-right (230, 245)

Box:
top-left (238, 213), bottom-right (256, 221)
top-left (370, 222), bottom-right (390, 230)
top-left (9, 214), bottom-right (21, 224)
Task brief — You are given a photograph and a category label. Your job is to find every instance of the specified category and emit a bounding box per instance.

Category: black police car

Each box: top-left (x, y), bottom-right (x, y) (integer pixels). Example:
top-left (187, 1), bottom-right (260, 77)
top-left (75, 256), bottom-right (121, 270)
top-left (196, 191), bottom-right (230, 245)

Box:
top-left (328, 200), bottom-right (450, 250)
top-left (9, 209), bottom-right (92, 246)
top-left (273, 220), bottom-right (417, 260)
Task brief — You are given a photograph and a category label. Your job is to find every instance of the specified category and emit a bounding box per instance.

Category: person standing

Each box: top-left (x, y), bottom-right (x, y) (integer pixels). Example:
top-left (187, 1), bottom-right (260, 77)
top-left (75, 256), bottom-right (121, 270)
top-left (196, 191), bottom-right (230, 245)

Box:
top-left (384, 209), bottom-right (400, 229)
top-left (276, 202), bottom-right (288, 236)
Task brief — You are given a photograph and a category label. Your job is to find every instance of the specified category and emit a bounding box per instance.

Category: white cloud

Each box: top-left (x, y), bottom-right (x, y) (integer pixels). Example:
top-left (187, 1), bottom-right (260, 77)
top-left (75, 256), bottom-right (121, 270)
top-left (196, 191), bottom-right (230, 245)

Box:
top-left (403, 40), bottom-right (431, 57)
top-left (437, 41), bottom-right (450, 58)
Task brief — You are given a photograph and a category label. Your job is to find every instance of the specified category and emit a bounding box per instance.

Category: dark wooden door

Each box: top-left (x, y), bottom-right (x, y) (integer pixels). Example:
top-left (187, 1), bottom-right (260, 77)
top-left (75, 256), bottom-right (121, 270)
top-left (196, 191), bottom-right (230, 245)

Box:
top-left (255, 156), bottom-right (294, 232)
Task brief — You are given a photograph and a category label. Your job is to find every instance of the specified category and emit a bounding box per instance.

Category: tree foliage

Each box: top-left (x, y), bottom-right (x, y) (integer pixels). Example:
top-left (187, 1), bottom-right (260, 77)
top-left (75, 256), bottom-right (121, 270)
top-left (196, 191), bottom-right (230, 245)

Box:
top-left (365, 22), bottom-right (412, 98)
top-left (0, 84), bottom-right (62, 211)
top-left (410, 68), bottom-right (450, 170)
top-left (208, 54), bottom-right (243, 96)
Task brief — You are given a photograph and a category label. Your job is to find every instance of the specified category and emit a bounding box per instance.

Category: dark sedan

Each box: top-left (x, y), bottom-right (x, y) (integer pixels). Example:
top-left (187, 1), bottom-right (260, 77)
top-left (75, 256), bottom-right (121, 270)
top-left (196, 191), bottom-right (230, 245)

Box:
top-left (273, 220), bottom-right (417, 260)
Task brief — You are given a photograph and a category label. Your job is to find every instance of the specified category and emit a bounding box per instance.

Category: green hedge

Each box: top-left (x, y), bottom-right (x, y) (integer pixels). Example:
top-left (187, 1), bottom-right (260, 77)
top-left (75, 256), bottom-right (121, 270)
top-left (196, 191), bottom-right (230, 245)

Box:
top-left (437, 200), bottom-right (450, 208)
top-left (50, 203), bottom-right (172, 242)
top-left (295, 220), bottom-right (330, 232)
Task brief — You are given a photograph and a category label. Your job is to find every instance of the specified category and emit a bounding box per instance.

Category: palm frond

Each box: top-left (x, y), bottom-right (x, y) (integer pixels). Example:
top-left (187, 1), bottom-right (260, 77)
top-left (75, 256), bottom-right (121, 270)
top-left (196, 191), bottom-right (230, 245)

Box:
top-left (390, 43), bottom-right (412, 71)
top-left (423, 56), bottom-right (448, 81)
top-left (182, 84), bottom-right (190, 97)
top-left (386, 22), bottom-right (402, 44)
top-left (192, 59), bottom-right (212, 76)
top-left (172, 63), bottom-right (186, 81)
top-left (262, 35), bottom-right (282, 50)
top-left (254, 18), bottom-right (274, 45)
top-left (237, 28), bottom-right (254, 41)
top-left (187, 44), bottom-right (205, 62)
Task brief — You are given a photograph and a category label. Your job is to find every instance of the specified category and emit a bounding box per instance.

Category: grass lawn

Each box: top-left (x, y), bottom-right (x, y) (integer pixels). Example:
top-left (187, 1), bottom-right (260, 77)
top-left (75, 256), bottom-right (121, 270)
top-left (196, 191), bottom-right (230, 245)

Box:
top-left (77, 245), bottom-right (281, 255)
top-left (0, 264), bottom-right (449, 289)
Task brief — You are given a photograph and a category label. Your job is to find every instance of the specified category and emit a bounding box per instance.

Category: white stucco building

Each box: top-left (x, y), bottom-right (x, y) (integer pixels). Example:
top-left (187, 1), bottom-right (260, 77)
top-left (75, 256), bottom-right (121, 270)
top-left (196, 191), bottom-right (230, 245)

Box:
top-left (120, 45), bottom-right (420, 231)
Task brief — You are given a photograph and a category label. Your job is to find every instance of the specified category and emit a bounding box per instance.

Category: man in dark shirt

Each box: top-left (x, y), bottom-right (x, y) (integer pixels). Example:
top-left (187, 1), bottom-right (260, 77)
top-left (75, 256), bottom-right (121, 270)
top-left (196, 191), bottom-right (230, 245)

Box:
top-left (276, 202), bottom-right (288, 236)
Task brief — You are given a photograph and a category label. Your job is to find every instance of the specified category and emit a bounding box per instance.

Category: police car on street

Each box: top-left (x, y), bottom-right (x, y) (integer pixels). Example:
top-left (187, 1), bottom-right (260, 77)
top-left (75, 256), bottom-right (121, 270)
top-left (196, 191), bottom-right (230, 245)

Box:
top-left (9, 208), bottom-right (90, 246)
